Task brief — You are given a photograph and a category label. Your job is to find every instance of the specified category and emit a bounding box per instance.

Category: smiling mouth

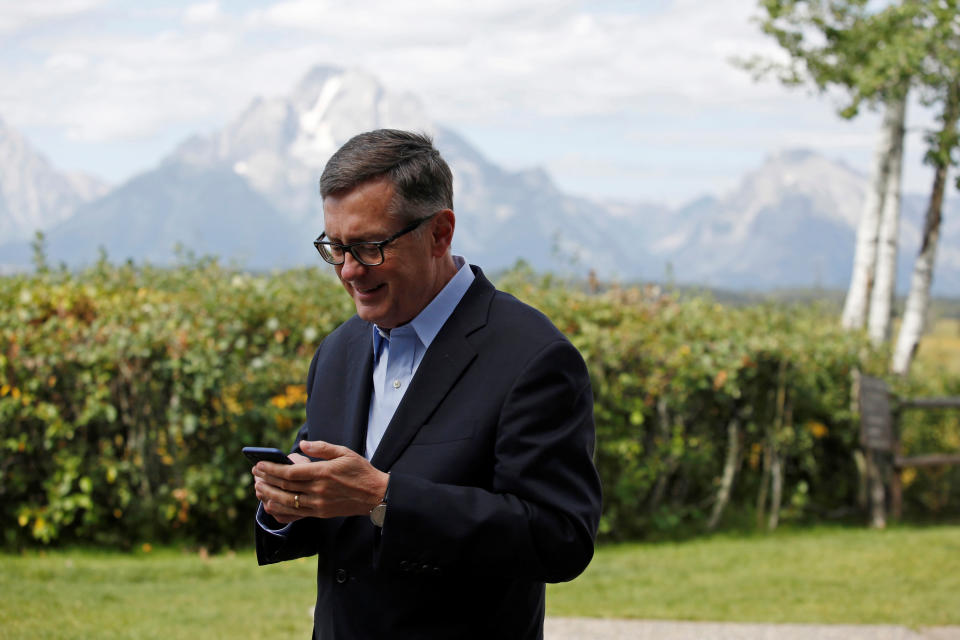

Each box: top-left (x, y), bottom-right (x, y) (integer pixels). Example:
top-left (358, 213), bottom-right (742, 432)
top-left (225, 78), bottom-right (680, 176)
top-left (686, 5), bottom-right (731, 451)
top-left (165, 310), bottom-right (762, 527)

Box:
top-left (356, 283), bottom-right (385, 295)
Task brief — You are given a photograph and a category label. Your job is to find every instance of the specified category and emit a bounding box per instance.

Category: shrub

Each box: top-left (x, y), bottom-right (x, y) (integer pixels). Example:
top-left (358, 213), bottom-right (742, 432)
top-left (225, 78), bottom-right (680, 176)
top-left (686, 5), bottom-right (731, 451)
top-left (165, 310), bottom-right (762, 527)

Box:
top-left (0, 258), bottom-right (352, 548)
top-left (498, 269), bottom-right (893, 539)
top-left (1, 260), bottom-right (955, 548)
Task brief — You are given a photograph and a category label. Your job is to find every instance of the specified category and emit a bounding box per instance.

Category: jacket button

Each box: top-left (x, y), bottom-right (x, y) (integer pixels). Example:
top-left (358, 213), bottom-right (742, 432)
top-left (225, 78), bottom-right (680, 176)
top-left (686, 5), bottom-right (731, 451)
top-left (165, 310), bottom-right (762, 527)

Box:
top-left (335, 569), bottom-right (348, 584)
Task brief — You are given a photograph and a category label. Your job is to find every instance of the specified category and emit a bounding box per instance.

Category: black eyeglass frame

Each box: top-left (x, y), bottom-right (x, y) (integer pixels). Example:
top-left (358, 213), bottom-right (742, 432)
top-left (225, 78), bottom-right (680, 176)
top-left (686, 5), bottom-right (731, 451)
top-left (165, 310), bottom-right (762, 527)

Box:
top-left (313, 212), bottom-right (439, 267)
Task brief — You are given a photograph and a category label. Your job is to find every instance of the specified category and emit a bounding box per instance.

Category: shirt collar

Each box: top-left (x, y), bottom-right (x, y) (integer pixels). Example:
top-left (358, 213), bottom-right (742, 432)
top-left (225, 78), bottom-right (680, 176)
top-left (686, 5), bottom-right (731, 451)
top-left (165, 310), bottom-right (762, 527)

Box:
top-left (371, 255), bottom-right (474, 359)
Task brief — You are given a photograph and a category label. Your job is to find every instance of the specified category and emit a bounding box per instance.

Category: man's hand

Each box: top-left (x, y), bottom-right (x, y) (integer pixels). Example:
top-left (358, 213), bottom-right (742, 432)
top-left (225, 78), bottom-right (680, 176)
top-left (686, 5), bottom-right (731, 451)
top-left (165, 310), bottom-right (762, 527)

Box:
top-left (253, 440), bottom-right (389, 524)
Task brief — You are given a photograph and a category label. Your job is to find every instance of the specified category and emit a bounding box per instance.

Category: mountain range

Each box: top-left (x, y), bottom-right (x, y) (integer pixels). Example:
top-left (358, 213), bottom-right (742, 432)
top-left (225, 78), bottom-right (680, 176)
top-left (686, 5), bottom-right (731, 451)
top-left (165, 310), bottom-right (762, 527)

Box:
top-left (0, 115), bottom-right (108, 245)
top-left (1, 65), bottom-right (958, 296)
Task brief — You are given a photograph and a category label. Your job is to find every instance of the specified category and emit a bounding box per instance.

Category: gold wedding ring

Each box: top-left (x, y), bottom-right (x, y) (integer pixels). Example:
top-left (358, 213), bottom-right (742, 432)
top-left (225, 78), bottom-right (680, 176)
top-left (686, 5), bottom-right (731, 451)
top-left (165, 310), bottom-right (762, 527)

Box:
top-left (294, 493), bottom-right (300, 509)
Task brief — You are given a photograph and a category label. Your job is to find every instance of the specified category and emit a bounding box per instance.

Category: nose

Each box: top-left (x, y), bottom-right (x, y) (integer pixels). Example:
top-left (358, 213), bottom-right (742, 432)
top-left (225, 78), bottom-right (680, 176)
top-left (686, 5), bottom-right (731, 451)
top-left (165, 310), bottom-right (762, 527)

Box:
top-left (338, 251), bottom-right (367, 281)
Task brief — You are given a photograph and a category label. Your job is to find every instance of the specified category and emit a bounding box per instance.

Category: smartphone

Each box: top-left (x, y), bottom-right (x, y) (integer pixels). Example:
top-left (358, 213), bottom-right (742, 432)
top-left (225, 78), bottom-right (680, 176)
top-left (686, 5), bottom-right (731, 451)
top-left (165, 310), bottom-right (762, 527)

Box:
top-left (242, 446), bottom-right (294, 465)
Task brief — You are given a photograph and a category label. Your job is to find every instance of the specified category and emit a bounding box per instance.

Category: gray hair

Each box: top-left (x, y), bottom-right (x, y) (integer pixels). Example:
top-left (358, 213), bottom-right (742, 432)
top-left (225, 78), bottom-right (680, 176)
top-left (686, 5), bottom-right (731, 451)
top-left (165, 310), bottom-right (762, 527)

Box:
top-left (319, 129), bottom-right (453, 224)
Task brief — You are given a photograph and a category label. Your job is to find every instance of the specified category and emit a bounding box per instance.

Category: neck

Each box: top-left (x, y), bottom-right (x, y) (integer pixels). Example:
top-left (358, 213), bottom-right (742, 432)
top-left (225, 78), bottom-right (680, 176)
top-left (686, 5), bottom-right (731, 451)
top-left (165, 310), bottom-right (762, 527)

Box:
top-left (389, 254), bottom-right (459, 329)
top-left (434, 254), bottom-right (459, 289)
top-left (420, 254), bottom-right (458, 307)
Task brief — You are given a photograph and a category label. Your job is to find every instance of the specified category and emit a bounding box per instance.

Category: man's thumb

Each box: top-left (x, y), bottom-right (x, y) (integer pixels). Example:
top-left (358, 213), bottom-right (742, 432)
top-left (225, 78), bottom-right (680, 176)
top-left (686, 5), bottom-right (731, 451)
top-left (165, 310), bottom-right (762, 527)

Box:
top-left (299, 440), bottom-right (336, 458)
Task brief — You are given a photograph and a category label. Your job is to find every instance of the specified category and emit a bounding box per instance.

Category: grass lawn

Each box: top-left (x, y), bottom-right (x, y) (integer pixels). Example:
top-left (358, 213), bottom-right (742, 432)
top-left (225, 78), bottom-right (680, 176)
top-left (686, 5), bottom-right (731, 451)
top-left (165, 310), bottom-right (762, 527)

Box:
top-left (916, 317), bottom-right (960, 375)
top-left (0, 547), bottom-right (320, 639)
top-left (1, 525), bottom-right (958, 638)
top-left (547, 525), bottom-right (960, 626)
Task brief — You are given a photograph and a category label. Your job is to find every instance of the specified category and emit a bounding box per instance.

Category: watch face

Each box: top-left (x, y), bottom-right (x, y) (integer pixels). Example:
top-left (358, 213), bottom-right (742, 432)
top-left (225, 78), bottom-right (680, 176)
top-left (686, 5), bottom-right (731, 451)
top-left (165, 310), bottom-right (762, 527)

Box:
top-left (370, 503), bottom-right (387, 527)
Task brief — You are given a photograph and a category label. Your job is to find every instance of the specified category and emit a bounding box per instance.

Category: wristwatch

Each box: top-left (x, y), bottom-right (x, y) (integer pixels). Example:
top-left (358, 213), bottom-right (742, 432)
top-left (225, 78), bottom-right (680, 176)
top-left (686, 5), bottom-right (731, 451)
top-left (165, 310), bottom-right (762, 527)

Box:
top-left (369, 501), bottom-right (387, 527)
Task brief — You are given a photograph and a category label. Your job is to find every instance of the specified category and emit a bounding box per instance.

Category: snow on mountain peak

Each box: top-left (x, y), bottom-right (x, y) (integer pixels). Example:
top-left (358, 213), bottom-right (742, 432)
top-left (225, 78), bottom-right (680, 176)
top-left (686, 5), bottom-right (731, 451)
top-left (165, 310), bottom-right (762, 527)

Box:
top-left (171, 66), bottom-right (435, 223)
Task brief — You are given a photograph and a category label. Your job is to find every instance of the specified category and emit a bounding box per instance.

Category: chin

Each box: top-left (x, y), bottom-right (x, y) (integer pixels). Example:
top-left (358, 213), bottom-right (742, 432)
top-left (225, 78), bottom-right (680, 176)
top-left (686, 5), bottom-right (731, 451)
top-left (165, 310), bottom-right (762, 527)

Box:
top-left (353, 304), bottom-right (387, 327)
top-left (354, 305), bottom-right (379, 323)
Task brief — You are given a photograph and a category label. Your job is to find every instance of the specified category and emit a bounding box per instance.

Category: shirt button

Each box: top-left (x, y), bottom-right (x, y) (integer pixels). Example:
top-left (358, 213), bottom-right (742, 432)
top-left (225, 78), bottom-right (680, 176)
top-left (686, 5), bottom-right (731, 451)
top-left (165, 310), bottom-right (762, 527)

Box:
top-left (335, 568), bottom-right (348, 584)
top-left (393, 379), bottom-right (401, 389)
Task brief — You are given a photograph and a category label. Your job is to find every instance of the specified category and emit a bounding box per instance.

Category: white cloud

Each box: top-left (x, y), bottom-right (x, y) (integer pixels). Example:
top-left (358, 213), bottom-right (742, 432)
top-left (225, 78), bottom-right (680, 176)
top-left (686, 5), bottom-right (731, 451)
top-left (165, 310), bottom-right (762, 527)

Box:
top-left (236, 0), bottom-right (786, 122)
top-left (44, 52), bottom-right (89, 72)
top-left (0, 0), bottom-right (937, 201)
top-left (3, 18), bottom-right (247, 140)
top-left (0, 0), bottom-right (108, 34)
top-left (0, 0), bottom-right (809, 139)
top-left (183, 2), bottom-right (223, 24)
top-left (183, 2), bottom-right (221, 24)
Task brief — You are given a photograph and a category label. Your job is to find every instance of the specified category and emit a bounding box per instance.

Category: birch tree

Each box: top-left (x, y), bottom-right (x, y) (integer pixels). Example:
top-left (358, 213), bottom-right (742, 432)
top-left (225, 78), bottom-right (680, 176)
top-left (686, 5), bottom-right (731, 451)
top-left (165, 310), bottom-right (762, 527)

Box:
top-left (841, 115), bottom-right (892, 329)
top-left (841, 101), bottom-right (901, 329)
top-left (893, 1), bottom-right (960, 374)
top-left (867, 94), bottom-right (907, 344)
top-left (742, 1), bottom-right (923, 332)
top-left (893, 84), bottom-right (959, 371)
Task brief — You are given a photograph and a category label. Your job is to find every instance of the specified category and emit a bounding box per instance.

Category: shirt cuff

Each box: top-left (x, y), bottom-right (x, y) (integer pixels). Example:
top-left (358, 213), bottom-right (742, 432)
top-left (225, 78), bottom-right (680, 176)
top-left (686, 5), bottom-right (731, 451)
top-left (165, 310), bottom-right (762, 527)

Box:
top-left (256, 502), bottom-right (292, 536)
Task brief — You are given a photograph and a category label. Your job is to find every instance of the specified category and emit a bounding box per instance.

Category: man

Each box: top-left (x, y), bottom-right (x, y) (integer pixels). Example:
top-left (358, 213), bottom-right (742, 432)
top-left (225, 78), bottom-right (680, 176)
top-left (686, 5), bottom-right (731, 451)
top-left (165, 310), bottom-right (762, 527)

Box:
top-left (252, 129), bottom-right (601, 639)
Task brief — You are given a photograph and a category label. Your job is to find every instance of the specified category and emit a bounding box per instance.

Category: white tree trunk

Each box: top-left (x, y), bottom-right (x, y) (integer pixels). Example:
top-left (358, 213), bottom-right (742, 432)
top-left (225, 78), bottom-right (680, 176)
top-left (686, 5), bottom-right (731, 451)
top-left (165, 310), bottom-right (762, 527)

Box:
top-left (841, 106), bottom-right (896, 329)
top-left (867, 450), bottom-right (887, 529)
top-left (892, 82), bottom-right (960, 375)
top-left (892, 222), bottom-right (941, 374)
top-left (767, 448), bottom-right (783, 531)
top-left (867, 94), bottom-right (907, 345)
top-left (707, 418), bottom-right (740, 531)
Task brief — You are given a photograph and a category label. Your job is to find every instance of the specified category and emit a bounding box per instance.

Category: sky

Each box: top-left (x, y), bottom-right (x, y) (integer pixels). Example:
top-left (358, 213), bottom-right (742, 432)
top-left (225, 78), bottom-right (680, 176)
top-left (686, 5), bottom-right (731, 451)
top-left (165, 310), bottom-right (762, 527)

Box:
top-left (0, 0), bottom-right (941, 207)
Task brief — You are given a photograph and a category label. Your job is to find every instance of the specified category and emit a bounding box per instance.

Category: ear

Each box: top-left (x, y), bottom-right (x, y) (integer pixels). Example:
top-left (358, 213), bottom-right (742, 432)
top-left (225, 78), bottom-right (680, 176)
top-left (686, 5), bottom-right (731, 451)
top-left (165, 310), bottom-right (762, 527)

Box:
top-left (429, 209), bottom-right (455, 258)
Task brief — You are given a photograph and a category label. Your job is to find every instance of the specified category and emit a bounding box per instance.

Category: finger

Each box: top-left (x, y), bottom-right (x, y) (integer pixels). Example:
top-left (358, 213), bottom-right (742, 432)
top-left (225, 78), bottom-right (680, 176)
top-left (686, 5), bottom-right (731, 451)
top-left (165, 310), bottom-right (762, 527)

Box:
top-left (258, 482), bottom-right (302, 514)
top-left (252, 460), bottom-right (300, 482)
top-left (255, 478), bottom-right (330, 517)
top-left (289, 453), bottom-right (310, 464)
top-left (299, 440), bottom-right (354, 459)
top-left (254, 463), bottom-right (321, 491)
top-left (254, 475), bottom-right (286, 496)
top-left (254, 476), bottom-right (284, 503)
top-left (253, 476), bottom-right (271, 501)
top-left (253, 460), bottom-right (300, 481)
top-left (264, 501), bottom-right (303, 523)
top-left (266, 496), bottom-right (300, 514)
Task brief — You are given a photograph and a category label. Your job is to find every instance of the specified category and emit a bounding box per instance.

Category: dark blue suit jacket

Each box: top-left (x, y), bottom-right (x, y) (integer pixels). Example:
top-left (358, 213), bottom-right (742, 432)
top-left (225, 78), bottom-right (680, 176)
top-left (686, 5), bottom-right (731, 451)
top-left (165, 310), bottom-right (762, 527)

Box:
top-left (256, 266), bottom-right (602, 639)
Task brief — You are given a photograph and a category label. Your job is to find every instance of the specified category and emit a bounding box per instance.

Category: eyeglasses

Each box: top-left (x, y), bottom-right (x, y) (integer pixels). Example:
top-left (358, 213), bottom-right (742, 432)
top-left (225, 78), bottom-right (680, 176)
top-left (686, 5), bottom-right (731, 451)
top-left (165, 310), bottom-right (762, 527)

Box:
top-left (313, 212), bottom-right (438, 267)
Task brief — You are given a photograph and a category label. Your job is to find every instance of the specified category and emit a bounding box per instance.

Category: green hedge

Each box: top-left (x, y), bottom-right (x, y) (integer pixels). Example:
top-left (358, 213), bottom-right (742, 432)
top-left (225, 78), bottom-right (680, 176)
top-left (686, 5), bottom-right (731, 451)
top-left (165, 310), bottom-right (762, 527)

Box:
top-left (892, 371), bottom-right (960, 518)
top-left (1, 259), bottom-right (955, 548)
top-left (1, 258), bottom-right (352, 549)
top-left (498, 268), bottom-right (888, 538)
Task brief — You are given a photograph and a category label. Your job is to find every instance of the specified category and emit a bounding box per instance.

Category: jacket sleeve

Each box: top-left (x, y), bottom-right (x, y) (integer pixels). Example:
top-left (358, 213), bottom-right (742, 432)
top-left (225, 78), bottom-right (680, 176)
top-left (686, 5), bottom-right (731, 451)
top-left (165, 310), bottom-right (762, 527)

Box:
top-left (373, 338), bottom-right (602, 582)
top-left (255, 346), bottom-right (327, 566)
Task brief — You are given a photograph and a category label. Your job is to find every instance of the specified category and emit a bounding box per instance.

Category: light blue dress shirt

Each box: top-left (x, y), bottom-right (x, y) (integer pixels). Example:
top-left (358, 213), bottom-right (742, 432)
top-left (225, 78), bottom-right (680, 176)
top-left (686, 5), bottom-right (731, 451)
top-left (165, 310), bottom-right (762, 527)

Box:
top-left (366, 255), bottom-right (474, 458)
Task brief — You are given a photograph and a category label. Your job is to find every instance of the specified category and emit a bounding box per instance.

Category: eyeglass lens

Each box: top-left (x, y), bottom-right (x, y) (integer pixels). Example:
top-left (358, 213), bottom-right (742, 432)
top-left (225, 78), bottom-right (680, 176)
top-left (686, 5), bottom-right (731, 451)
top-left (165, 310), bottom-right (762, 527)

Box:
top-left (318, 243), bottom-right (383, 266)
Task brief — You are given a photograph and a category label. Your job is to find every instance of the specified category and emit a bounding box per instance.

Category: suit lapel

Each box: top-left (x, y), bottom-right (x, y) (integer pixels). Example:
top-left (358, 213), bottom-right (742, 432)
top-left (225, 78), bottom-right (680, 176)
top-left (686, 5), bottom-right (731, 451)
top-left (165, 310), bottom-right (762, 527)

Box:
top-left (370, 267), bottom-right (494, 471)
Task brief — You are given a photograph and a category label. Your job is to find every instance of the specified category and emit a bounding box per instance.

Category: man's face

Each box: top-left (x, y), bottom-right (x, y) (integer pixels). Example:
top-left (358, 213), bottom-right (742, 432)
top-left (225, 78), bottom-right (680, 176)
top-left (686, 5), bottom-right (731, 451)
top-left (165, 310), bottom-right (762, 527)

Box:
top-left (322, 179), bottom-right (438, 329)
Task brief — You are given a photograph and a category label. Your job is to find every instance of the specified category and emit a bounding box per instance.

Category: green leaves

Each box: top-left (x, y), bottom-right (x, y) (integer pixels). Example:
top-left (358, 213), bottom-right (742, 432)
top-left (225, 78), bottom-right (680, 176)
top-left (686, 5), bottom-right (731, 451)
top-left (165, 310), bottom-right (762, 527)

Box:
top-left (500, 269), bottom-right (888, 539)
top-left (0, 259), bottom-right (351, 549)
top-left (742, 0), bottom-right (926, 114)
top-left (1, 260), bottom-right (954, 547)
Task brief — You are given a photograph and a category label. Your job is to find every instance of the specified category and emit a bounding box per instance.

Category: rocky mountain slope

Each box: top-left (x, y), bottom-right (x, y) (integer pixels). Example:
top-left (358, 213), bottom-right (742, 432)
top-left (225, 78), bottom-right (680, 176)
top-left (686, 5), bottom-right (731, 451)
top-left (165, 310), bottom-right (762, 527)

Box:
top-left (0, 116), bottom-right (107, 246)
top-left (0, 67), bottom-right (957, 295)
